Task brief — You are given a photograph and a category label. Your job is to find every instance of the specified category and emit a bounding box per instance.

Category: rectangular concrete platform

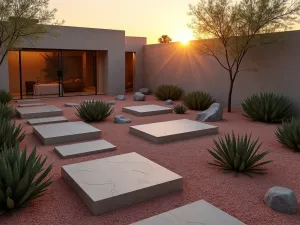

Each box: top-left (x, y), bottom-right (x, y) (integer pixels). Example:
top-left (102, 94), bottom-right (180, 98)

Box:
top-left (18, 103), bottom-right (46, 107)
top-left (62, 152), bottom-right (183, 215)
top-left (16, 99), bottom-right (41, 103)
top-left (130, 200), bottom-right (245, 225)
top-left (54, 139), bottom-right (116, 158)
top-left (33, 121), bottom-right (101, 145)
top-left (27, 116), bottom-right (68, 125)
top-left (16, 105), bottom-right (63, 119)
top-left (130, 119), bottom-right (218, 143)
top-left (122, 105), bottom-right (173, 117)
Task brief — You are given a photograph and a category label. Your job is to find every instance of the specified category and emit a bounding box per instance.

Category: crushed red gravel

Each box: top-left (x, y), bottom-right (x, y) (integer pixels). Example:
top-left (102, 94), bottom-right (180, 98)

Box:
top-left (1, 94), bottom-right (300, 225)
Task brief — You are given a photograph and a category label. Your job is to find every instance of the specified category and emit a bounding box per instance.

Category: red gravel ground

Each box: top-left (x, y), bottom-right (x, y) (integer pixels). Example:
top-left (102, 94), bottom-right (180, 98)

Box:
top-left (1, 94), bottom-right (300, 225)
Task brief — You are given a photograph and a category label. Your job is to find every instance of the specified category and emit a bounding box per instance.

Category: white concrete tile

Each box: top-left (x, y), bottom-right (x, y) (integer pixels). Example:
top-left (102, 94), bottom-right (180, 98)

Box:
top-left (18, 103), bottom-right (46, 107)
top-left (27, 116), bottom-right (68, 125)
top-left (130, 200), bottom-right (245, 225)
top-left (54, 139), bottom-right (116, 158)
top-left (130, 119), bottom-right (218, 143)
top-left (62, 152), bottom-right (183, 215)
top-left (33, 121), bottom-right (101, 145)
top-left (122, 104), bottom-right (173, 116)
top-left (15, 99), bottom-right (41, 103)
top-left (16, 105), bottom-right (63, 119)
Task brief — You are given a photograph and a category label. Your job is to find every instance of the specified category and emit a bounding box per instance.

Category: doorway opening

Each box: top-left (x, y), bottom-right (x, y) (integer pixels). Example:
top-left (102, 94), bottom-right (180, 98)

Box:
top-left (125, 52), bottom-right (136, 92)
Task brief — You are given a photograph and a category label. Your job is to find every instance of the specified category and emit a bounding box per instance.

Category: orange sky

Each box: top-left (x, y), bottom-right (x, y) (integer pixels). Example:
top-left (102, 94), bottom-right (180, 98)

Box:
top-left (49, 0), bottom-right (199, 44)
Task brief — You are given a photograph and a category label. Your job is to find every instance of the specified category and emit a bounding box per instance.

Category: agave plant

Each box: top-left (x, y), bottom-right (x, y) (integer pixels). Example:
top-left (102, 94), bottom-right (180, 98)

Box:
top-left (0, 145), bottom-right (52, 212)
top-left (183, 91), bottom-right (214, 110)
top-left (275, 118), bottom-right (300, 152)
top-left (207, 132), bottom-right (272, 177)
top-left (75, 100), bottom-right (114, 122)
top-left (0, 90), bottom-right (12, 104)
top-left (241, 93), bottom-right (294, 123)
top-left (173, 104), bottom-right (187, 114)
top-left (0, 119), bottom-right (25, 150)
top-left (154, 85), bottom-right (183, 101)
top-left (0, 103), bottom-right (15, 120)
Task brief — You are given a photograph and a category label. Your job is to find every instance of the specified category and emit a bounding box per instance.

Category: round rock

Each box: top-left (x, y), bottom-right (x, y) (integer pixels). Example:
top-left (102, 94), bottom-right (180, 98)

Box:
top-left (115, 95), bottom-right (126, 101)
top-left (264, 186), bottom-right (297, 214)
top-left (133, 92), bottom-right (145, 101)
top-left (139, 88), bottom-right (151, 95)
top-left (165, 99), bottom-right (174, 105)
top-left (114, 115), bottom-right (131, 124)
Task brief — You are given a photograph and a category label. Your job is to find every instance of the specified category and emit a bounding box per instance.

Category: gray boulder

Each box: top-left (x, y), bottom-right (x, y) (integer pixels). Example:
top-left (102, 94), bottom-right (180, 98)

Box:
top-left (264, 186), bottom-right (297, 214)
top-left (139, 88), bottom-right (151, 95)
top-left (114, 115), bottom-right (131, 124)
top-left (133, 92), bottom-right (145, 101)
top-left (165, 99), bottom-right (174, 105)
top-left (195, 103), bottom-right (223, 122)
top-left (107, 100), bottom-right (116, 105)
top-left (115, 95), bottom-right (126, 101)
top-left (64, 103), bottom-right (79, 107)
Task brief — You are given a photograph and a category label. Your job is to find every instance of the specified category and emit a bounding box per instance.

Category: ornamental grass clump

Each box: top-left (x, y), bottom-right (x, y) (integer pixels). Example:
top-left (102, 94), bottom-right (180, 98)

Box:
top-left (0, 119), bottom-right (25, 150)
top-left (154, 85), bottom-right (183, 101)
top-left (173, 104), bottom-right (187, 114)
top-left (241, 93), bottom-right (294, 123)
top-left (275, 118), bottom-right (300, 152)
top-left (0, 103), bottom-right (15, 120)
top-left (0, 145), bottom-right (52, 213)
top-left (0, 91), bottom-right (12, 104)
top-left (207, 132), bottom-right (272, 177)
top-left (183, 91), bottom-right (214, 110)
top-left (75, 100), bottom-right (114, 122)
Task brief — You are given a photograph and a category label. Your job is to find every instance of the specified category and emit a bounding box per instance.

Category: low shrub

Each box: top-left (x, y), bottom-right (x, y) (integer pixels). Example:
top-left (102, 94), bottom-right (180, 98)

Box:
top-left (0, 91), bottom-right (12, 104)
top-left (75, 100), bottom-right (114, 122)
top-left (207, 132), bottom-right (272, 177)
top-left (275, 118), bottom-right (300, 152)
top-left (241, 93), bottom-right (294, 123)
top-left (183, 91), bottom-right (214, 110)
top-left (0, 119), bottom-right (25, 150)
top-left (0, 103), bottom-right (15, 120)
top-left (154, 85), bottom-right (183, 101)
top-left (173, 104), bottom-right (187, 114)
top-left (0, 145), bottom-right (52, 213)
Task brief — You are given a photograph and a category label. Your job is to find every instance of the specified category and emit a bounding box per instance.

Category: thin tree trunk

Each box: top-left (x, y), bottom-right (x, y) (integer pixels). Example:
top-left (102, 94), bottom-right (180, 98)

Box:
top-left (228, 80), bottom-right (234, 112)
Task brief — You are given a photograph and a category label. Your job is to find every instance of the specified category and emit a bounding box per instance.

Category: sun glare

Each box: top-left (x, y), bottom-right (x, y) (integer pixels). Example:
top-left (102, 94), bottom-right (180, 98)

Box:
top-left (177, 32), bottom-right (193, 45)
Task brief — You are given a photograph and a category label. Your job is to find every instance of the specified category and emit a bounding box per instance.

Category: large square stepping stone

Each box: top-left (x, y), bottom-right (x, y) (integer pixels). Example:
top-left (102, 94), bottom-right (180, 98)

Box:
top-left (122, 105), bottom-right (173, 117)
top-left (54, 140), bottom-right (116, 158)
top-left (16, 99), bottom-right (41, 103)
top-left (18, 103), bottom-right (46, 107)
top-left (33, 121), bottom-right (101, 145)
top-left (130, 200), bottom-right (245, 225)
top-left (64, 103), bottom-right (79, 107)
top-left (130, 119), bottom-right (218, 143)
top-left (16, 105), bottom-right (63, 119)
top-left (62, 152), bottom-right (183, 215)
top-left (27, 116), bottom-right (68, 125)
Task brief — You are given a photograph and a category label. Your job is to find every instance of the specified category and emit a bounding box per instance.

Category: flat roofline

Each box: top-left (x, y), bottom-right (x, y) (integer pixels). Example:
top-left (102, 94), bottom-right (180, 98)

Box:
top-left (52, 24), bottom-right (125, 33)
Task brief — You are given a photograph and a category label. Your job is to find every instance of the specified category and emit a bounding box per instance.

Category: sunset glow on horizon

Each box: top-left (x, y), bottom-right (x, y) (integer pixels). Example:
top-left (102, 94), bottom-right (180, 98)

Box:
top-left (49, 0), bottom-right (199, 44)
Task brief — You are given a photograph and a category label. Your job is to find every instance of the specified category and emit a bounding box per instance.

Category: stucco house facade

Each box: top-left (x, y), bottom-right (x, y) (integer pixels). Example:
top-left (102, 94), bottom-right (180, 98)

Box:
top-left (0, 26), bottom-right (146, 99)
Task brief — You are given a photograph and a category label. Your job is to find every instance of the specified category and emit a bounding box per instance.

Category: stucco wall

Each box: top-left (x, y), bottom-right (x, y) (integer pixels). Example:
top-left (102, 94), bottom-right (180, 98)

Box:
top-left (143, 31), bottom-right (300, 113)
top-left (2, 26), bottom-right (126, 96)
top-left (125, 36), bottom-right (147, 91)
top-left (0, 55), bottom-right (9, 91)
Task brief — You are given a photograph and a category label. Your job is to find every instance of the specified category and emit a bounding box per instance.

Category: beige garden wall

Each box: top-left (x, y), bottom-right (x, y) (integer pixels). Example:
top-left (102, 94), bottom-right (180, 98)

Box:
top-left (143, 30), bottom-right (300, 113)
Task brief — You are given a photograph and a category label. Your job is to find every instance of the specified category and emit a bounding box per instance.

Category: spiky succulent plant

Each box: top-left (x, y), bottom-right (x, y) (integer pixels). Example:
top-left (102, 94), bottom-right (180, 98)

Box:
top-left (154, 85), bottom-right (183, 101)
top-left (0, 145), bottom-right (52, 213)
top-left (183, 91), bottom-right (214, 110)
top-left (0, 119), bottom-right (25, 150)
top-left (207, 132), bottom-right (272, 177)
top-left (275, 118), bottom-right (300, 152)
top-left (75, 100), bottom-right (114, 122)
top-left (0, 103), bottom-right (15, 120)
top-left (173, 104), bottom-right (187, 114)
top-left (0, 91), bottom-right (12, 104)
top-left (241, 93), bottom-right (294, 123)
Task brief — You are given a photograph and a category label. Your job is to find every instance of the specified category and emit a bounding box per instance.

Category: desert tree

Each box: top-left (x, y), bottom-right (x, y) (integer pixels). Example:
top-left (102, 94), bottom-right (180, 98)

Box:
top-left (0, 0), bottom-right (63, 66)
top-left (158, 34), bottom-right (172, 43)
top-left (188, 0), bottom-right (300, 112)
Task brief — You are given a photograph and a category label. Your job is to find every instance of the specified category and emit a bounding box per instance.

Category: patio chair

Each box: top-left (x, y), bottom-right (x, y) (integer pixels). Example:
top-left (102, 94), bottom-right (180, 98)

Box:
top-left (25, 81), bottom-right (36, 95)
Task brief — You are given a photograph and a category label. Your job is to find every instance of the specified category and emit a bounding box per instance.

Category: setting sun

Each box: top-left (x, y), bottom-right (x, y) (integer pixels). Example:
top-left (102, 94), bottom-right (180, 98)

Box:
top-left (174, 30), bottom-right (194, 45)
